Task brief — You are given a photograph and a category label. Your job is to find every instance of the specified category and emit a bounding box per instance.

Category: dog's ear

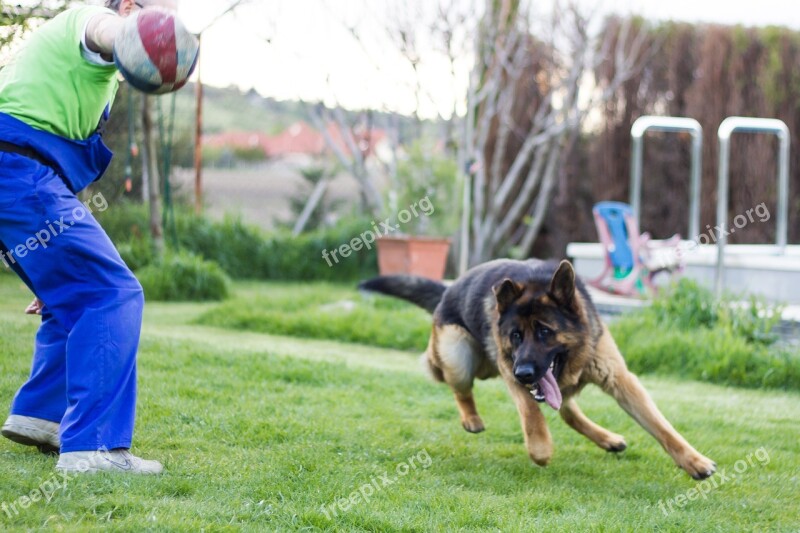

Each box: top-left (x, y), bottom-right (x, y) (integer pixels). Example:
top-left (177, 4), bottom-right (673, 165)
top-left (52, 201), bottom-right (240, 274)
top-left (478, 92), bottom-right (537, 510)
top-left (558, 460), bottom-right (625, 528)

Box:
top-left (493, 278), bottom-right (522, 310)
top-left (549, 260), bottom-right (577, 311)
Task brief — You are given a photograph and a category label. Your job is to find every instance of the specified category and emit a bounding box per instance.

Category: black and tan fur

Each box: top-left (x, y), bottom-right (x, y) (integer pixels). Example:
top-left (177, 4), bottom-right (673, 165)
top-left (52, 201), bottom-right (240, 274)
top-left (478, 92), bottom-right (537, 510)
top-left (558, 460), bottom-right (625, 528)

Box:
top-left (360, 259), bottom-right (716, 479)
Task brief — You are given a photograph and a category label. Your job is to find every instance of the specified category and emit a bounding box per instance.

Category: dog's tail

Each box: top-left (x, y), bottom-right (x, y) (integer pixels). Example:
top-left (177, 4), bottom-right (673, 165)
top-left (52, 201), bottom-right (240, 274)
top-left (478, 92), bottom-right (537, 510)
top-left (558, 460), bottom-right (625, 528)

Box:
top-left (358, 275), bottom-right (446, 314)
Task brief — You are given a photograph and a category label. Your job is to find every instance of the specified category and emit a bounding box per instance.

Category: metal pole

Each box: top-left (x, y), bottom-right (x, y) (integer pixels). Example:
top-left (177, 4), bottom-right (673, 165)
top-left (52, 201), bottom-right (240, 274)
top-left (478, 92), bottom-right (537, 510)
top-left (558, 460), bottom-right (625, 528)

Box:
top-left (777, 128), bottom-right (790, 250)
top-left (715, 129), bottom-right (731, 297)
top-left (629, 128), bottom-right (644, 229)
top-left (715, 117), bottom-right (791, 297)
top-left (689, 131), bottom-right (703, 239)
top-left (630, 116), bottom-right (703, 238)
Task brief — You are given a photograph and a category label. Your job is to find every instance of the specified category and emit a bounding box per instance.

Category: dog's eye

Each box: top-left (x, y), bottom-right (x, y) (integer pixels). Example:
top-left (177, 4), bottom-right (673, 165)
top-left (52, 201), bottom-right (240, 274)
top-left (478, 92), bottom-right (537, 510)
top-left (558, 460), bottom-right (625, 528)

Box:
top-left (510, 330), bottom-right (523, 346)
top-left (536, 325), bottom-right (554, 342)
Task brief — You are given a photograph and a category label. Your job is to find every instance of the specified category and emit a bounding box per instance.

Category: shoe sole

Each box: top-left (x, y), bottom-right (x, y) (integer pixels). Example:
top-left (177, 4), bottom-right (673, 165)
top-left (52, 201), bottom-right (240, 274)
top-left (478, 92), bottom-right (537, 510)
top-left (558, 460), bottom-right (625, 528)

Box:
top-left (1, 427), bottom-right (60, 455)
top-left (55, 466), bottom-right (100, 474)
top-left (55, 465), bottom-right (163, 475)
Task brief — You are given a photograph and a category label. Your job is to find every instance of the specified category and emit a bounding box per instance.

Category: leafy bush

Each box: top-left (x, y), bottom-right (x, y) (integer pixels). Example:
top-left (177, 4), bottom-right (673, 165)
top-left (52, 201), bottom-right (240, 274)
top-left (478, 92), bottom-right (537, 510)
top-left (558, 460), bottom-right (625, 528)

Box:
top-left (172, 213), bottom-right (378, 282)
top-left (611, 279), bottom-right (799, 390)
top-left (392, 140), bottom-right (459, 237)
top-left (96, 203), bottom-right (378, 282)
top-left (649, 279), bottom-right (719, 330)
top-left (649, 279), bottom-right (783, 345)
top-left (95, 201), bottom-right (150, 244)
top-left (200, 146), bottom-right (267, 167)
top-left (137, 251), bottom-right (229, 302)
top-left (232, 146), bottom-right (268, 163)
top-left (116, 238), bottom-right (156, 272)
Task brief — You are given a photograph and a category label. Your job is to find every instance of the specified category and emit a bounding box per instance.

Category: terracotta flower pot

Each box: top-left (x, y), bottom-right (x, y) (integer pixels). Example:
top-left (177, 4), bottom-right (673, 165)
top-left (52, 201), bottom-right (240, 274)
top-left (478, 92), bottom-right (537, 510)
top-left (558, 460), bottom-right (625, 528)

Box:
top-left (376, 235), bottom-right (451, 280)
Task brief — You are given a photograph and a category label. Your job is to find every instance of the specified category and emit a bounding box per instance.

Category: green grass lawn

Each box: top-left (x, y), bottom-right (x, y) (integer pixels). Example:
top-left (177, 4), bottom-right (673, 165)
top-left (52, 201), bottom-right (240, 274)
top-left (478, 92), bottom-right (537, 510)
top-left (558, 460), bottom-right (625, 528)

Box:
top-left (0, 275), bottom-right (798, 531)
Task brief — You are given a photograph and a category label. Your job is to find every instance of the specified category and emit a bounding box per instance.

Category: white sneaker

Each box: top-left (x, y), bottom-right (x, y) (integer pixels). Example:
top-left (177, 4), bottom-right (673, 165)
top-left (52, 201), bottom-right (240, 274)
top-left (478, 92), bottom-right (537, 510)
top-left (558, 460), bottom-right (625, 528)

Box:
top-left (1, 415), bottom-right (60, 454)
top-left (56, 449), bottom-right (164, 475)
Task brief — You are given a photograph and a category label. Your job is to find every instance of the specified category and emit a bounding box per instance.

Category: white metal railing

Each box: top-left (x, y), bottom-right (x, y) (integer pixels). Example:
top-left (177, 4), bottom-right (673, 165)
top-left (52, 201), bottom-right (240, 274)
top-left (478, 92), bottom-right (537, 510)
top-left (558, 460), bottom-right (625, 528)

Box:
top-left (630, 116), bottom-right (703, 239)
top-left (715, 117), bottom-right (790, 296)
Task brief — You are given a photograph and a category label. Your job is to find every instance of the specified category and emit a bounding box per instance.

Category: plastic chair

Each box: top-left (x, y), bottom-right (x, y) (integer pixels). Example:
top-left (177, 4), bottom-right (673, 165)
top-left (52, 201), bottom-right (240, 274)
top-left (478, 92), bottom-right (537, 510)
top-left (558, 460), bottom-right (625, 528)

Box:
top-left (589, 201), bottom-right (683, 297)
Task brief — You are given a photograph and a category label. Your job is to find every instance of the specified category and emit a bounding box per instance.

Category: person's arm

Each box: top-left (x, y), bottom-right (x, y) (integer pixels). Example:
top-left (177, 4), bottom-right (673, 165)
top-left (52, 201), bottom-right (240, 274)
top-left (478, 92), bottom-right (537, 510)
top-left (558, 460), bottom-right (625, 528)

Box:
top-left (84, 13), bottom-right (124, 59)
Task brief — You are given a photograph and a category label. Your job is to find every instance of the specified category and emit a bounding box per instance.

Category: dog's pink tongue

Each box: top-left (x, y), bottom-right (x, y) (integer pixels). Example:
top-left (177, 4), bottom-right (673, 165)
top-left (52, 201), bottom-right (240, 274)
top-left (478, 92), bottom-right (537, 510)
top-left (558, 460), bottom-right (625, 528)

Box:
top-left (539, 368), bottom-right (562, 410)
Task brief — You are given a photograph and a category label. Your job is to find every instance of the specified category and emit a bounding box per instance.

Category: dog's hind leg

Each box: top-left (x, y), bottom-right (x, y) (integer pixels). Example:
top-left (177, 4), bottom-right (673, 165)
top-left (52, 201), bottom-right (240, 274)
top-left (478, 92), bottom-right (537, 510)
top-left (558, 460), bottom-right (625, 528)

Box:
top-left (589, 326), bottom-right (716, 480)
top-left (430, 324), bottom-right (486, 433)
top-left (559, 397), bottom-right (627, 452)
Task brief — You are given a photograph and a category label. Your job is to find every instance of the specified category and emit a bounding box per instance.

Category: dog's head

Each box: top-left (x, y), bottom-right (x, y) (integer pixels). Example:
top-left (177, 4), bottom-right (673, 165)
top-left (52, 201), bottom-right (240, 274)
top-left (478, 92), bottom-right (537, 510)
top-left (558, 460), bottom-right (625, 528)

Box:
top-left (492, 260), bottom-right (584, 408)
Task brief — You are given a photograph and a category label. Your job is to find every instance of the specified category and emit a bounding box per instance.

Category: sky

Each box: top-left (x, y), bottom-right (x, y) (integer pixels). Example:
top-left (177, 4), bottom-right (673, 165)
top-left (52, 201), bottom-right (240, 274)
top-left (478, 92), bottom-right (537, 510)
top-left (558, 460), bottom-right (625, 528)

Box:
top-left (175, 0), bottom-right (800, 119)
top-left (59, 0), bottom-right (800, 118)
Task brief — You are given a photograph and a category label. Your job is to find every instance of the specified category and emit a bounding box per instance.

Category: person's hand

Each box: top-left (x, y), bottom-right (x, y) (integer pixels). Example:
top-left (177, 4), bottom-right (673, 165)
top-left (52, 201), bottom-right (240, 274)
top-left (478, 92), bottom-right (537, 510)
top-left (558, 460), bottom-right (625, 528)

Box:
top-left (24, 298), bottom-right (44, 315)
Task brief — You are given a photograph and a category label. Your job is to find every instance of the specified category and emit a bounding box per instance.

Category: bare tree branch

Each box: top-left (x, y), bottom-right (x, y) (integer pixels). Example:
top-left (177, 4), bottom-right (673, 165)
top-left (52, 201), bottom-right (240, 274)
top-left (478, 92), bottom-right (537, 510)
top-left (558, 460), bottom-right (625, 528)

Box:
top-left (305, 103), bottom-right (384, 215)
top-left (464, 0), bottom-right (656, 264)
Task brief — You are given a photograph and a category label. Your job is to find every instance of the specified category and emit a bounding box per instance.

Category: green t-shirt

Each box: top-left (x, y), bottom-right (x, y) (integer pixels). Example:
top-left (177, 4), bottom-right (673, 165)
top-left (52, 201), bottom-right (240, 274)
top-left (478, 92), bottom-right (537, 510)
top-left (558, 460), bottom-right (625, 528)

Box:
top-left (0, 6), bottom-right (119, 140)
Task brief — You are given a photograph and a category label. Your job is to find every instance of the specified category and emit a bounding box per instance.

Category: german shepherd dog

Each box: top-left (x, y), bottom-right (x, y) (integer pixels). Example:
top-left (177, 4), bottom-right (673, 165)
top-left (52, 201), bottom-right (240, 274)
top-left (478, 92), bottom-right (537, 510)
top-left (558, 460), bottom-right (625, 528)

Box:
top-left (360, 259), bottom-right (716, 479)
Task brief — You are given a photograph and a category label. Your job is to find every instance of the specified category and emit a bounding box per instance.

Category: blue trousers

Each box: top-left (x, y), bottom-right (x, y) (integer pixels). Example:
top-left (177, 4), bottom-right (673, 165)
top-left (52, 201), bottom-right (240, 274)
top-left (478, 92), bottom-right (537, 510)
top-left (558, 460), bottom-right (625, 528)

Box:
top-left (0, 152), bottom-right (143, 453)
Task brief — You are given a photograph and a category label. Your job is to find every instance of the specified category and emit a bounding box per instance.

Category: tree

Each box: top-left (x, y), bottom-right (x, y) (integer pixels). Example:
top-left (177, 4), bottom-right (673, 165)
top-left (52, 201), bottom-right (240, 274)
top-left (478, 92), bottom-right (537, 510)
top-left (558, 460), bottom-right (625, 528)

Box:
top-left (0, 1), bottom-right (71, 53)
top-left (305, 103), bottom-right (388, 217)
top-left (462, 1), bottom-right (654, 265)
top-left (292, 0), bottom-right (478, 221)
top-left (140, 94), bottom-right (164, 254)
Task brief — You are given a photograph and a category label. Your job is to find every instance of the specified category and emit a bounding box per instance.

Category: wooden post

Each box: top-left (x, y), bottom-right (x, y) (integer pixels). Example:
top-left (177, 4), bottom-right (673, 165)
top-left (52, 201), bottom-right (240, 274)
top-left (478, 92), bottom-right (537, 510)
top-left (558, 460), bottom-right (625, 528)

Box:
top-left (193, 33), bottom-right (203, 215)
top-left (141, 94), bottom-right (164, 255)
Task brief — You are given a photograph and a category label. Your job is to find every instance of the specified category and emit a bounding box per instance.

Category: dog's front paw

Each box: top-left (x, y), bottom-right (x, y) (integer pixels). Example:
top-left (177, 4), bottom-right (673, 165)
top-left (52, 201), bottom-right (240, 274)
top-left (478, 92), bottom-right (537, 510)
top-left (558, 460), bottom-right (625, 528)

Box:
top-left (527, 441), bottom-right (553, 466)
top-left (462, 415), bottom-right (485, 433)
top-left (601, 433), bottom-right (627, 453)
top-left (679, 452), bottom-right (717, 480)
top-left (528, 450), bottom-right (552, 467)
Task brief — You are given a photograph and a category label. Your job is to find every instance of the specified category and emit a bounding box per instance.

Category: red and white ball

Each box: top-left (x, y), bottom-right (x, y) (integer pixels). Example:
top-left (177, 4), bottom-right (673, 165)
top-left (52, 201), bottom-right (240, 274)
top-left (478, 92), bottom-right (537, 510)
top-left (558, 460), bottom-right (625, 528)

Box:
top-left (113, 7), bottom-right (199, 94)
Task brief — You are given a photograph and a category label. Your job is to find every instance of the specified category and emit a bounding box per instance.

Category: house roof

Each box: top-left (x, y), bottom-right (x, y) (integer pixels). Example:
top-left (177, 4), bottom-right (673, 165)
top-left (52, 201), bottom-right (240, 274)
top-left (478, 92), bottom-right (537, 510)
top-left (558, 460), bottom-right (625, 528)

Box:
top-left (203, 121), bottom-right (386, 159)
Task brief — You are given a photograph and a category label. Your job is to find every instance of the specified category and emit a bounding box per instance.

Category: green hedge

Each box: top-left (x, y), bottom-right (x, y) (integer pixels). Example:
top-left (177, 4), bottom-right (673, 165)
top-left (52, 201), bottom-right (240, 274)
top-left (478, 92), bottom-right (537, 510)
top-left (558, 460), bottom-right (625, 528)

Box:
top-left (96, 203), bottom-right (378, 282)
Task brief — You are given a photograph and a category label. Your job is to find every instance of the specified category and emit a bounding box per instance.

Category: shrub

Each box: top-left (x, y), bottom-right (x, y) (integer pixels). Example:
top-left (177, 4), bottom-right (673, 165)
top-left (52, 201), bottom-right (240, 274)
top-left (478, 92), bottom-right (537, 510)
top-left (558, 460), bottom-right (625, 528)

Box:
top-left (611, 279), bottom-right (799, 390)
top-left (231, 146), bottom-right (267, 163)
top-left (393, 140), bottom-right (459, 237)
top-left (137, 251), bottom-right (229, 302)
top-left (648, 278), bottom-right (783, 344)
top-left (116, 238), bottom-right (156, 272)
top-left (173, 212), bottom-right (377, 282)
top-left (649, 278), bottom-right (719, 330)
top-left (97, 203), bottom-right (378, 282)
top-left (95, 201), bottom-right (150, 244)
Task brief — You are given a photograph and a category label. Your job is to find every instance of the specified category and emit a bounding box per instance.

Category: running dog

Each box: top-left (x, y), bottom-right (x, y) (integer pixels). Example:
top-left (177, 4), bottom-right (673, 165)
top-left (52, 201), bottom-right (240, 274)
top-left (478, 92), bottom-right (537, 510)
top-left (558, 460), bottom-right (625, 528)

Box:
top-left (360, 259), bottom-right (716, 479)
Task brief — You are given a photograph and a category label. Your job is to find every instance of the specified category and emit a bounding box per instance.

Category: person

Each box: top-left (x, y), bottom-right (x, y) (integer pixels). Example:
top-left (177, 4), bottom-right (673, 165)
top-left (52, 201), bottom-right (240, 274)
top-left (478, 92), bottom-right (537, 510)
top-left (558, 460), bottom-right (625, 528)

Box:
top-left (0, 0), bottom-right (175, 474)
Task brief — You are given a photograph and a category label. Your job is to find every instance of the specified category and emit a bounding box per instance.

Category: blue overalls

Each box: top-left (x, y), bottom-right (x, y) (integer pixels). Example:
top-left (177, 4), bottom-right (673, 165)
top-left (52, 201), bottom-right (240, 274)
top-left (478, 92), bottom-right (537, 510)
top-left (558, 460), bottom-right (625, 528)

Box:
top-left (0, 111), bottom-right (143, 453)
